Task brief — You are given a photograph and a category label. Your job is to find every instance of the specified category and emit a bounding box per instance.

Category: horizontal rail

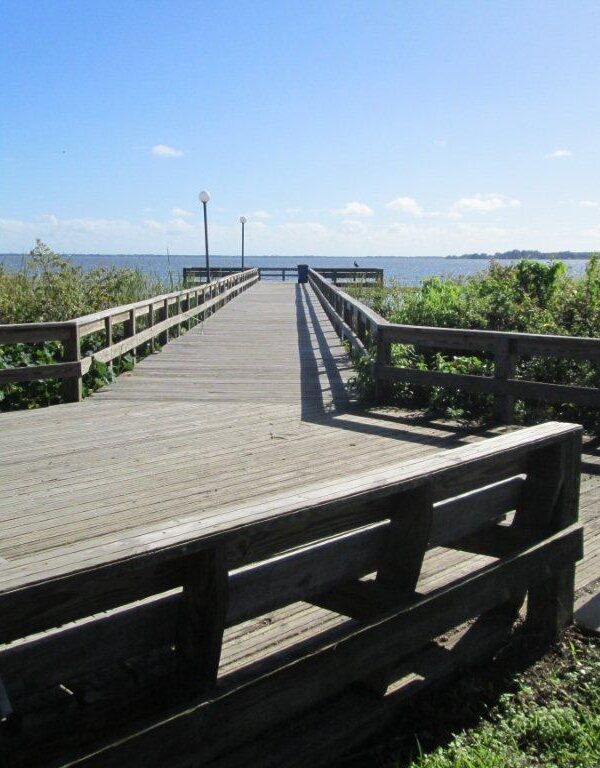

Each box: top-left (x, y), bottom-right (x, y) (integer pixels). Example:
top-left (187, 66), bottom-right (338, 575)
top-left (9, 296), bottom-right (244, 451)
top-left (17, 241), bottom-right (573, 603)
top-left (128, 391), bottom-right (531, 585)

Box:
top-left (312, 267), bottom-right (383, 285)
top-left (184, 265), bottom-right (383, 284)
top-left (0, 269), bottom-right (259, 400)
top-left (184, 266), bottom-right (299, 282)
top-left (309, 268), bottom-right (600, 422)
top-left (0, 422), bottom-right (582, 765)
top-left (0, 420), bottom-right (580, 640)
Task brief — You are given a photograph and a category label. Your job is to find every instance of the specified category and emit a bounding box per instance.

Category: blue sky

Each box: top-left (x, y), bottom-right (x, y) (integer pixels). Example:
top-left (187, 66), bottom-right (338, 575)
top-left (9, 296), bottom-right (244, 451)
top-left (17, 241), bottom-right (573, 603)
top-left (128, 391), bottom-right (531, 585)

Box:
top-left (1, 0), bottom-right (599, 256)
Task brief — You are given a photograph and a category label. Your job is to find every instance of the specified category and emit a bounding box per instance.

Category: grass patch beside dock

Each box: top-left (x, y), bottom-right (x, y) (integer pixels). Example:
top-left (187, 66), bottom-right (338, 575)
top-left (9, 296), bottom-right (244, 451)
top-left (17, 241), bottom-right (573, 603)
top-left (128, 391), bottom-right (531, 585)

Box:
top-left (338, 628), bottom-right (600, 768)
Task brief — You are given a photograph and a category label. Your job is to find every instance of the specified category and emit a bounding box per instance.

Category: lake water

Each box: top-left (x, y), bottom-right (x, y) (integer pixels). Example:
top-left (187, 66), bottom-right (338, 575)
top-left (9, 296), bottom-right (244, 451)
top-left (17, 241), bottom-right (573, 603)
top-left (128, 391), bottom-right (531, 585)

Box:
top-left (0, 253), bottom-right (590, 285)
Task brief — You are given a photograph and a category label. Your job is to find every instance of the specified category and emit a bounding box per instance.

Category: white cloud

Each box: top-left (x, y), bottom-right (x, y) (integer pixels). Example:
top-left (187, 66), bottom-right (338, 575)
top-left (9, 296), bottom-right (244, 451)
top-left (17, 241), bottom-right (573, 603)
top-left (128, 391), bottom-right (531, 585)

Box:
top-left (284, 207), bottom-right (301, 215)
top-left (171, 207), bottom-right (193, 217)
top-left (2, 206), bottom-right (594, 258)
top-left (251, 210), bottom-right (272, 219)
top-left (452, 193), bottom-right (521, 213)
top-left (385, 196), bottom-right (423, 216)
top-left (151, 144), bottom-right (184, 158)
top-left (433, 138), bottom-right (447, 147)
top-left (332, 201), bottom-right (373, 217)
top-left (545, 148), bottom-right (572, 159)
top-left (578, 200), bottom-right (600, 209)
top-left (339, 220), bottom-right (368, 236)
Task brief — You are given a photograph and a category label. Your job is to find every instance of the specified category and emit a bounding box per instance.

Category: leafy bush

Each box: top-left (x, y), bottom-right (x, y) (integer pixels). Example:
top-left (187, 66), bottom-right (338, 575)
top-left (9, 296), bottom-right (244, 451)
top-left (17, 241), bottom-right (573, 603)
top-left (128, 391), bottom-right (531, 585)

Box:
top-left (347, 258), bottom-right (600, 430)
top-left (0, 241), bottom-right (173, 411)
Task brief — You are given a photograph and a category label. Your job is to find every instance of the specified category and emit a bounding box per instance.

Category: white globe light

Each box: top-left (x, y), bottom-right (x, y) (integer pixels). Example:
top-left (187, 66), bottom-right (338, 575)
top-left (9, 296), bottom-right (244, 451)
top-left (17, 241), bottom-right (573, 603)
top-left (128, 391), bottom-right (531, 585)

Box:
top-left (199, 190), bottom-right (210, 203)
top-left (240, 216), bottom-right (247, 224)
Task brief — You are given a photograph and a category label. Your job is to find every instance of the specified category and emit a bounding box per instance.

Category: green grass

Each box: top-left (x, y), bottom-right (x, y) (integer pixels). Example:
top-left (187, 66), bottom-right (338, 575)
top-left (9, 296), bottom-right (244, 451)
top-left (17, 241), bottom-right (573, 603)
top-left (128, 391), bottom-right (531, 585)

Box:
top-left (339, 629), bottom-right (600, 768)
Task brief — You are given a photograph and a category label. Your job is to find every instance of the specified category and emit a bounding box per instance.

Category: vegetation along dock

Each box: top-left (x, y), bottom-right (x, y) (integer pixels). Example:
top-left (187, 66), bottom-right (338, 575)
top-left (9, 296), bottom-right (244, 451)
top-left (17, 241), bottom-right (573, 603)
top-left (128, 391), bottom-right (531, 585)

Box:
top-left (0, 266), bottom-right (598, 767)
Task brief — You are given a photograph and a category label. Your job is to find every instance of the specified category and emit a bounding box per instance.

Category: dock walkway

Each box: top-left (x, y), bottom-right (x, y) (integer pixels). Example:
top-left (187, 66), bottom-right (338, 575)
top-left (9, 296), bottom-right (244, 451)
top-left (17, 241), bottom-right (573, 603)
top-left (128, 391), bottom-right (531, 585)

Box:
top-left (0, 278), bottom-right (598, 767)
top-left (1, 281), bottom-right (597, 596)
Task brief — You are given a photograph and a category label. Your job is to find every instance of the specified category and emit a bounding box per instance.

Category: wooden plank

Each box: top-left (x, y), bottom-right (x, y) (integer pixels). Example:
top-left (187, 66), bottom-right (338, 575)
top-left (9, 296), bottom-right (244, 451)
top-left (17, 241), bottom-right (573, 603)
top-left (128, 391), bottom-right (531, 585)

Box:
top-left (176, 547), bottom-right (229, 689)
top-left (379, 364), bottom-right (600, 407)
top-left (0, 361), bottom-right (82, 384)
top-left (0, 476), bottom-right (523, 699)
top-left (61, 525), bottom-right (582, 768)
top-left (0, 322), bottom-right (73, 344)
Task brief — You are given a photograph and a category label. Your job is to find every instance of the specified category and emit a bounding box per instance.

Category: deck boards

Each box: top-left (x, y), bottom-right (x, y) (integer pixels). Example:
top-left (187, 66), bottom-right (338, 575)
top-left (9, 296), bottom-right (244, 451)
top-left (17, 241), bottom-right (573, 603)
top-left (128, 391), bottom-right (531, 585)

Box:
top-left (0, 280), bottom-right (597, 598)
top-left (0, 279), bottom-right (598, 767)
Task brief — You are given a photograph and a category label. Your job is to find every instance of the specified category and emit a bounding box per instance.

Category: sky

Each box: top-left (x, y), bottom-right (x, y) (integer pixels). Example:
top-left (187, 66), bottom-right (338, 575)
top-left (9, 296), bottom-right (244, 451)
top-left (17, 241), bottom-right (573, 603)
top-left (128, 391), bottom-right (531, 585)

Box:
top-left (1, 0), bottom-right (600, 257)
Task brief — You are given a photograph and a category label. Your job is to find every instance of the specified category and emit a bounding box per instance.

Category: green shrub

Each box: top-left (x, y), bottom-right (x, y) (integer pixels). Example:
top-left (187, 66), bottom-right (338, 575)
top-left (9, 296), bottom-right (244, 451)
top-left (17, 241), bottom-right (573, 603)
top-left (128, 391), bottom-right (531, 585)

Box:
top-left (0, 241), bottom-right (174, 411)
top-left (347, 258), bottom-right (600, 431)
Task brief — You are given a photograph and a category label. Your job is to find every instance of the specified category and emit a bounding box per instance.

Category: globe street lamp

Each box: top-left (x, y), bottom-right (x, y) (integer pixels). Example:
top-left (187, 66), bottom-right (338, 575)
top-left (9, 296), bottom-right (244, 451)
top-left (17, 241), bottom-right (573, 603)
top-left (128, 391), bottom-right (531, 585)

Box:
top-left (199, 190), bottom-right (211, 282)
top-left (239, 216), bottom-right (247, 269)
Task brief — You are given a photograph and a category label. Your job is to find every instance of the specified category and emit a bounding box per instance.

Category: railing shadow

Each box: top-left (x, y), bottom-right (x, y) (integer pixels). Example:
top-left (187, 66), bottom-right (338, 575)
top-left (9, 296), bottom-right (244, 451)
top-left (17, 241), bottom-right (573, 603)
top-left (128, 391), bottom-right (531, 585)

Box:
top-left (294, 283), bottom-right (484, 450)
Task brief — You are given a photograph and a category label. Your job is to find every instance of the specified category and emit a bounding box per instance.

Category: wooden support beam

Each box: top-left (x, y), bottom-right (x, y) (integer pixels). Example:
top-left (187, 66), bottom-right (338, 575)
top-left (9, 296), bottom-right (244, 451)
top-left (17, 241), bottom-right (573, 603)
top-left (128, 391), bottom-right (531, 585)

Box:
top-left (514, 431), bottom-right (582, 641)
top-left (176, 548), bottom-right (229, 690)
top-left (493, 337), bottom-right (516, 424)
top-left (124, 308), bottom-right (136, 366)
top-left (375, 327), bottom-right (392, 404)
top-left (377, 484), bottom-right (433, 593)
top-left (62, 324), bottom-right (82, 403)
top-left (104, 316), bottom-right (113, 377)
top-left (159, 298), bottom-right (169, 346)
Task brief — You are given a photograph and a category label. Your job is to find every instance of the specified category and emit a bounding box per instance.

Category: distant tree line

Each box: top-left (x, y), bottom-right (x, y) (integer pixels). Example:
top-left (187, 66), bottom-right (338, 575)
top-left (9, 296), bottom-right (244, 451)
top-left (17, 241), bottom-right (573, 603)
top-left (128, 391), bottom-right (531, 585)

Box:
top-left (447, 249), bottom-right (593, 260)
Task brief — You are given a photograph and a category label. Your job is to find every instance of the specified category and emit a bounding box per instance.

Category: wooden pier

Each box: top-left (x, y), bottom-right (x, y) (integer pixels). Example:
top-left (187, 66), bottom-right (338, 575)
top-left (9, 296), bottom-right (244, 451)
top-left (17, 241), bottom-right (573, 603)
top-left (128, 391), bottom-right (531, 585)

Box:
top-left (0, 270), bottom-right (598, 767)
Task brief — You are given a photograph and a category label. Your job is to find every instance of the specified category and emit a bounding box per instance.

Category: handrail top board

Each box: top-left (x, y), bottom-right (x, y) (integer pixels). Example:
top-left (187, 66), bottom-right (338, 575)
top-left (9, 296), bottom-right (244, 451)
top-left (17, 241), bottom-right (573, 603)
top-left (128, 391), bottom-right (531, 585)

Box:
top-left (308, 268), bottom-right (600, 353)
top-left (0, 268), bottom-right (257, 338)
top-left (74, 268), bottom-right (257, 329)
top-left (307, 268), bottom-right (388, 328)
top-left (0, 421), bottom-right (580, 600)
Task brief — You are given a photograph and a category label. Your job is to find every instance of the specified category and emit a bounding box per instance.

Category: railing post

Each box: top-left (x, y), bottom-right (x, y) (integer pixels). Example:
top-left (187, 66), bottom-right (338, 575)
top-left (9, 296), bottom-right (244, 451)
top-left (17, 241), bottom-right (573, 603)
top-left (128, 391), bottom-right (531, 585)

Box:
top-left (177, 548), bottom-right (229, 691)
top-left (62, 323), bottom-right (82, 403)
top-left (185, 291), bottom-right (192, 331)
top-left (374, 325), bottom-right (392, 404)
top-left (515, 430), bottom-right (582, 642)
top-left (159, 298), bottom-right (169, 346)
top-left (298, 265), bottom-right (308, 283)
top-left (493, 337), bottom-right (516, 424)
top-left (125, 308), bottom-right (136, 365)
top-left (148, 302), bottom-right (155, 353)
top-left (104, 316), bottom-right (113, 377)
top-left (364, 483), bottom-right (433, 693)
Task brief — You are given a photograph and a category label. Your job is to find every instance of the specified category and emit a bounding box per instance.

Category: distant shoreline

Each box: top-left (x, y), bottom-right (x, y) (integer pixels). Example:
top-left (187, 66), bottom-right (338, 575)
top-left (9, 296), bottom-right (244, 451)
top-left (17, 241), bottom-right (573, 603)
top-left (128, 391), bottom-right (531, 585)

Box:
top-left (447, 250), bottom-right (595, 260)
top-left (1, 251), bottom-right (595, 260)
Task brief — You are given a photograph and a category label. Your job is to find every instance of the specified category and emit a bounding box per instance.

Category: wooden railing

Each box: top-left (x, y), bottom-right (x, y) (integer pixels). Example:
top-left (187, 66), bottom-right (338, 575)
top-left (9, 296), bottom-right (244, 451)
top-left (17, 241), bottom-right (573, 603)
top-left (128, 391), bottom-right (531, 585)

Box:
top-left (0, 422), bottom-right (583, 766)
top-left (308, 268), bottom-right (600, 423)
top-left (183, 265), bottom-right (299, 282)
top-left (184, 265), bottom-right (384, 285)
top-left (310, 266), bottom-right (383, 285)
top-left (0, 268), bottom-right (258, 402)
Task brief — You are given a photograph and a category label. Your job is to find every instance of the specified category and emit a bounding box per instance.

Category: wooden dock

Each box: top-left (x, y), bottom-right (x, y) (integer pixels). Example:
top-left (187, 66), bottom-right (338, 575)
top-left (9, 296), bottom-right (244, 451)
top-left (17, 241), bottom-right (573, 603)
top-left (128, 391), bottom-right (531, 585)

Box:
top-left (0, 276), bottom-right (598, 767)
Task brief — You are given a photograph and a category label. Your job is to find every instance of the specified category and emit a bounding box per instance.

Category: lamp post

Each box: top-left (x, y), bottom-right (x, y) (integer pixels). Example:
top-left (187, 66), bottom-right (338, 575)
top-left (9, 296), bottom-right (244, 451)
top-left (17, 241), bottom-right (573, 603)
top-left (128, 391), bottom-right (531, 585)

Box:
top-left (199, 190), bottom-right (211, 282)
top-left (239, 216), bottom-right (247, 269)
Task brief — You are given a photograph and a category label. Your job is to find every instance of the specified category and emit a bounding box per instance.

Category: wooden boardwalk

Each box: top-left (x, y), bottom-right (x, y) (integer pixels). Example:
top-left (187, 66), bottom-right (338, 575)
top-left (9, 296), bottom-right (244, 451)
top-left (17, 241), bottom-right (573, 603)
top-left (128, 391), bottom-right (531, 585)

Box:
top-left (0, 279), bottom-right (598, 767)
top-left (0, 281), bottom-right (597, 596)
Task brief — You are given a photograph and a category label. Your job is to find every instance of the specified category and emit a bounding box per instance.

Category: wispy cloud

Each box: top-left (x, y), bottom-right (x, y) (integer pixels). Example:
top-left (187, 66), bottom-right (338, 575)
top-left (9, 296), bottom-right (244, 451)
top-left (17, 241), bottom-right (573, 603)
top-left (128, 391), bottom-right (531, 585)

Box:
top-left (1, 213), bottom-right (593, 257)
top-left (252, 210), bottom-right (272, 219)
top-left (332, 201), bottom-right (373, 217)
top-left (151, 144), bottom-right (184, 158)
top-left (545, 148), bottom-right (572, 159)
top-left (452, 193), bottom-right (521, 213)
top-left (385, 196), bottom-right (423, 216)
top-left (171, 207), bottom-right (193, 217)
top-left (578, 200), bottom-right (600, 209)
